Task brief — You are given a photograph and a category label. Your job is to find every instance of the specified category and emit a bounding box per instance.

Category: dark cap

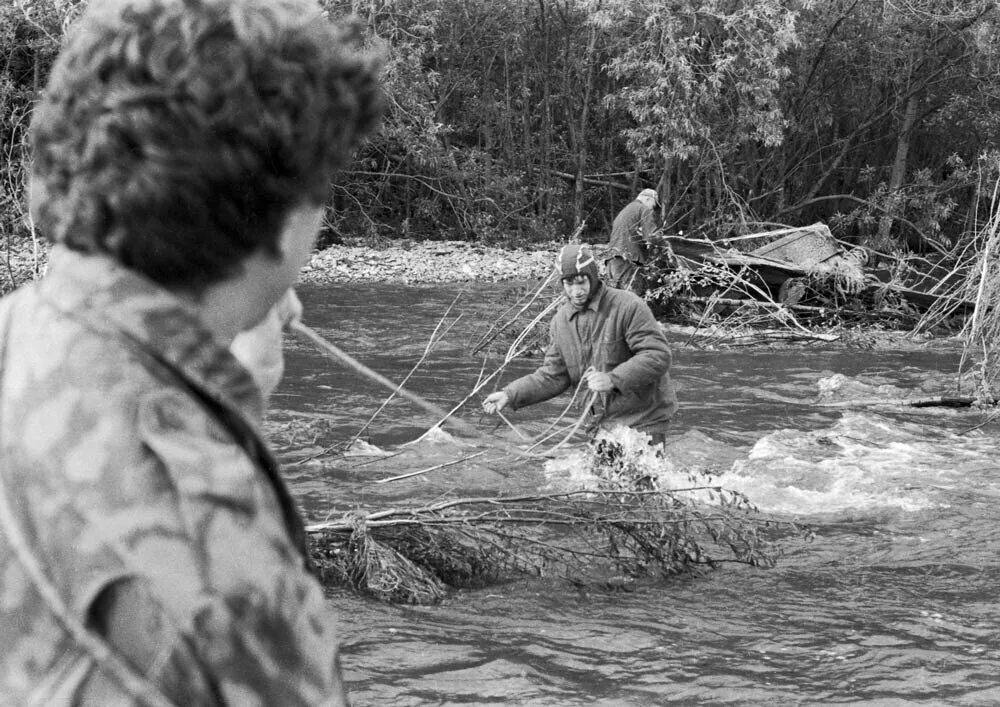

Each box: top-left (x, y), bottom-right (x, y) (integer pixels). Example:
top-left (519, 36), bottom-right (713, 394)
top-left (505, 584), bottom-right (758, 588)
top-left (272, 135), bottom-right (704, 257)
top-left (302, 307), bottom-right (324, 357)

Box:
top-left (556, 243), bottom-right (600, 290)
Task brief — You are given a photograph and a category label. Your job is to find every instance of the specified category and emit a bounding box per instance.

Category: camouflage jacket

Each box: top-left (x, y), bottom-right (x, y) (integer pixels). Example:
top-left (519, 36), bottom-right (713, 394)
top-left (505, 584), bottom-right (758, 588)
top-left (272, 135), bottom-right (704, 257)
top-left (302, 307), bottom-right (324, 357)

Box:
top-left (0, 247), bottom-right (348, 706)
top-left (503, 284), bottom-right (677, 435)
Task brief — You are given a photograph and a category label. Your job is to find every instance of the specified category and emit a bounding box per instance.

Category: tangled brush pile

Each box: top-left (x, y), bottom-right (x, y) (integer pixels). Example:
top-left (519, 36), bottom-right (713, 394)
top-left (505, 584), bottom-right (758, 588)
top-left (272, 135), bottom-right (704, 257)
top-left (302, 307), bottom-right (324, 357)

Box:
top-left (308, 427), bottom-right (802, 604)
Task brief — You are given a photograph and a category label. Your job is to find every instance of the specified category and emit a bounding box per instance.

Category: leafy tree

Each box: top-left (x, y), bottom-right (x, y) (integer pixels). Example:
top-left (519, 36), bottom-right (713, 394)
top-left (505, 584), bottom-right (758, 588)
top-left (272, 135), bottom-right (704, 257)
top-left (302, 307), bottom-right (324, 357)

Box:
top-left (601, 0), bottom-right (802, 235)
top-left (1, 1), bottom-right (71, 240)
top-left (768, 0), bottom-right (1000, 252)
top-left (3, 0), bottom-right (1000, 263)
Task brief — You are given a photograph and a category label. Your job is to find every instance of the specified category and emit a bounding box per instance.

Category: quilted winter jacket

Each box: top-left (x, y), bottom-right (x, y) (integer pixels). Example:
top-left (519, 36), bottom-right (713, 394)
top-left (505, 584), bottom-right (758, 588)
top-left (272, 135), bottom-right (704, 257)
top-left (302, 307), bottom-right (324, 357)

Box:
top-left (503, 284), bottom-right (677, 435)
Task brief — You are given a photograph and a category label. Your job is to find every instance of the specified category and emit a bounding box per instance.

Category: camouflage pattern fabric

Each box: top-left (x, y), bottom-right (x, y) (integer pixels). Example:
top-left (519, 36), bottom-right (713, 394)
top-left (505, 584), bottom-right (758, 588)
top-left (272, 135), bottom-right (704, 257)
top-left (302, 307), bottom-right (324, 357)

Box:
top-left (0, 247), bottom-right (348, 705)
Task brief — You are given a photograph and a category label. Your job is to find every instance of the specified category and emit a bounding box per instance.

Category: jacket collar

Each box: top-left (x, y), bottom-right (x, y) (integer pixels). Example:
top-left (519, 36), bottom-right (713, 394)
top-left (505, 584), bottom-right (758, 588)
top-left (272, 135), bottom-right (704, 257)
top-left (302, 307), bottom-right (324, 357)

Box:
top-left (566, 281), bottom-right (607, 319)
top-left (38, 246), bottom-right (264, 423)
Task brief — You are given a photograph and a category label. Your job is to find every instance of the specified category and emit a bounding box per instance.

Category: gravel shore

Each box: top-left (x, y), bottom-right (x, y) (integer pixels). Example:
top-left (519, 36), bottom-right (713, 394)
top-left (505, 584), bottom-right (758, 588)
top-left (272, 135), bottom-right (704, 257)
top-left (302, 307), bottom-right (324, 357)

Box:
top-left (1, 238), bottom-right (558, 294)
top-left (300, 240), bottom-right (557, 285)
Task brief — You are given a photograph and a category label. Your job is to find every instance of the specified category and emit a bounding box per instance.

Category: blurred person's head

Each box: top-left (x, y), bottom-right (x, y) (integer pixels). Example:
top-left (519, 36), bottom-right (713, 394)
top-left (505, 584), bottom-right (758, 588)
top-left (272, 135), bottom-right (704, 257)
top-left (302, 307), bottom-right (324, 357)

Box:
top-left (636, 188), bottom-right (658, 209)
top-left (30, 0), bottom-right (384, 293)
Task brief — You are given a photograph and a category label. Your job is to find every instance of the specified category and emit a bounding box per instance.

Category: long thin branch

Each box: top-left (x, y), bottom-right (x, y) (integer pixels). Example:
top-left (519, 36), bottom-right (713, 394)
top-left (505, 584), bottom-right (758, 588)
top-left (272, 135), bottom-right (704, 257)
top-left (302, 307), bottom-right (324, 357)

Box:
top-left (471, 270), bottom-right (558, 355)
top-left (374, 451), bottom-right (487, 484)
top-left (291, 319), bottom-right (553, 460)
top-left (523, 391), bottom-right (597, 456)
top-left (350, 293), bottom-right (464, 444)
top-left (291, 321), bottom-right (479, 437)
top-left (306, 487), bottom-right (743, 532)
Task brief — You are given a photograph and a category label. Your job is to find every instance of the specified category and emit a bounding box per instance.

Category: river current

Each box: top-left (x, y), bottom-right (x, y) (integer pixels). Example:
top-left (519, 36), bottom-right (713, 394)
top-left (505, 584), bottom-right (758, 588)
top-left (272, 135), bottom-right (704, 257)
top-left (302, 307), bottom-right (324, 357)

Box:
top-left (268, 281), bottom-right (1000, 706)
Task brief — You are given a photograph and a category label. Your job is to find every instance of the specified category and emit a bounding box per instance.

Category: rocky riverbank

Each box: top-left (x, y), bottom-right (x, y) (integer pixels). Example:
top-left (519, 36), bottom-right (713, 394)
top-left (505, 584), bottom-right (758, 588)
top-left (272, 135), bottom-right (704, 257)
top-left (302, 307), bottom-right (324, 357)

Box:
top-left (300, 239), bottom-right (557, 285)
top-left (0, 238), bottom-right (559, 294)
top-left (4, 237), bottom-right (557, 288)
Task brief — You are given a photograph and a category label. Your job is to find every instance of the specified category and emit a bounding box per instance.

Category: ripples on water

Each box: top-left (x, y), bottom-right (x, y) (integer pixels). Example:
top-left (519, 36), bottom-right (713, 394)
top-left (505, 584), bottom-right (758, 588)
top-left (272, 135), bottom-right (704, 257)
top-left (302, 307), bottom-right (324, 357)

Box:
top-left (268, 283), bottom-right (1000, 706)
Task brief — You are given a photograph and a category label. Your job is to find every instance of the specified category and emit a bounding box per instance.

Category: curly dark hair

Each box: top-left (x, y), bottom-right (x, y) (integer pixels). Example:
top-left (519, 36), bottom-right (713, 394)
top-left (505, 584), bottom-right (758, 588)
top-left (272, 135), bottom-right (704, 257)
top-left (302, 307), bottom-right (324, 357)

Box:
top-left (29, 0), bottom-right (384, 289)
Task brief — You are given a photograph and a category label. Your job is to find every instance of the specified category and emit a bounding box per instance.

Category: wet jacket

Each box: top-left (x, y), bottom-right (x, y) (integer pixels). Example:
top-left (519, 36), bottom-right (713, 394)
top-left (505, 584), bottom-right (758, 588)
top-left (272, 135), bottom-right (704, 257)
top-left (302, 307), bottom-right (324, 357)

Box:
top-left (608, 199), bottom-right (658, 264)
top-left (503, 284), bottom-right (677, 435)
top-left (0, 248), bottom-right (347, 706)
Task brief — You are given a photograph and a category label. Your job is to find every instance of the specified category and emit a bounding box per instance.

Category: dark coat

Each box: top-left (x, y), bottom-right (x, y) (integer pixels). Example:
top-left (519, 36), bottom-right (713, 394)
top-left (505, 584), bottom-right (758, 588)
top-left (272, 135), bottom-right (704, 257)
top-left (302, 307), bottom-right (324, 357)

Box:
top-left (504, 284), bottom-right (677, 435)
top-left (608, 199), bottom-right (658, 263)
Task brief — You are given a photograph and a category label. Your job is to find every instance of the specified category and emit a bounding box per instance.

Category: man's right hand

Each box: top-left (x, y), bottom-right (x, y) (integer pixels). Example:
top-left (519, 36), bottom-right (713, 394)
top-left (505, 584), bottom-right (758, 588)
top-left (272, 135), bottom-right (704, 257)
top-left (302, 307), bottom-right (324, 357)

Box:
top-left (482, 391), bottom-right (509, 415)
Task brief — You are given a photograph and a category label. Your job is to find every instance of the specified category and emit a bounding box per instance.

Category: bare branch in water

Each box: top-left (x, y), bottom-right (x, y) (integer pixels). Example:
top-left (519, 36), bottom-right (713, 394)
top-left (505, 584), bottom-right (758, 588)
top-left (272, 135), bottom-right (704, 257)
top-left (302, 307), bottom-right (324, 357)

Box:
top-left (307, 440), bottom-right (808, 605)
top-left (350, 291), bottom-right (465, 444)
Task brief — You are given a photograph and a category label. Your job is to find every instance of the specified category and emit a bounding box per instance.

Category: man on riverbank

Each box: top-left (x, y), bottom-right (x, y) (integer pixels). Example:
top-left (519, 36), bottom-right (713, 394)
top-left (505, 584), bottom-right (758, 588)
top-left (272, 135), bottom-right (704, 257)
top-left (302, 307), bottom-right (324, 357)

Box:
top-left (605, 188), bottom-right (661, 293)
top-left (483, 243), bottom-right (677, 445)
top-left (0, 0), bottom-right (382, 703)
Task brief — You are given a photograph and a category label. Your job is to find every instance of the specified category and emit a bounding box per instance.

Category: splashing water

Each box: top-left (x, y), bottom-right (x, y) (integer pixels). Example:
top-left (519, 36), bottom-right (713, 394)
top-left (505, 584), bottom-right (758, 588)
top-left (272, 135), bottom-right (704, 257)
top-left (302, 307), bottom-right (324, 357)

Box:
top-left (543, 425), bottom-right (716, 501)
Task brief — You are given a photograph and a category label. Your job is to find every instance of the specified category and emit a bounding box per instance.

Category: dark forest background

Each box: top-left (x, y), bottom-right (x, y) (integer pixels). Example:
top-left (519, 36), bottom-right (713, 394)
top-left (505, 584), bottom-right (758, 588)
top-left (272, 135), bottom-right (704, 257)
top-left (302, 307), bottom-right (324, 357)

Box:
top-left (3, 0), bottom-right (999, 255)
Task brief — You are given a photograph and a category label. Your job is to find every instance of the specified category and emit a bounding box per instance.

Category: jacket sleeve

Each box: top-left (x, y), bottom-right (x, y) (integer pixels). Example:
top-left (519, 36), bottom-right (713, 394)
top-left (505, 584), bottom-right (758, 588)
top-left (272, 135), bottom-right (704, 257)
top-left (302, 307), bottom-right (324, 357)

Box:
top-left (100, 389), bottom-right (352, 707)
top-left (503, 318), bottom-right (573, 410)
top-left (607, 297), bottom-right (672, 393)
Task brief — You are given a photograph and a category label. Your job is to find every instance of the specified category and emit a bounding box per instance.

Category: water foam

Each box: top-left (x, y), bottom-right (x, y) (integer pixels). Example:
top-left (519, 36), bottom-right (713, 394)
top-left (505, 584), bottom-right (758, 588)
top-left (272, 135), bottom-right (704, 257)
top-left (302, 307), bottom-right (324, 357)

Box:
top-left (540, 413), bottom-right (1000, 518)
top-left (713, 412), bottom-right (974, 515)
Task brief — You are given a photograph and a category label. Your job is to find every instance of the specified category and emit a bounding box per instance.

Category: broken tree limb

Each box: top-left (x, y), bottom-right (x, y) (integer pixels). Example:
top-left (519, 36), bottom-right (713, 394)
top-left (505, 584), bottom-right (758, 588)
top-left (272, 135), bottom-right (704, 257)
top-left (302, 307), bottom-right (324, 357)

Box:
top-left (291, 321), bottom-right (550, 460)
top-left (374, 451), bottom-right (488, 484)
top-left (684, 294), bottom-right (828, 314)
top-left (291, 320), bottom-right (480, 436)
top-left (350, 294), bottom-right (463, 446)
top-left (304, 479), bottom-right (804, 605)
top-left (678, 294), bottom-right (922, 325)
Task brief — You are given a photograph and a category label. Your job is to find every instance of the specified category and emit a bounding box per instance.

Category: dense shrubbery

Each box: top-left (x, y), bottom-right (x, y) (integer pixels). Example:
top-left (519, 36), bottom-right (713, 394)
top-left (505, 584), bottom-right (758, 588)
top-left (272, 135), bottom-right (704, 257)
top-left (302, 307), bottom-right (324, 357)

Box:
top-left (1, 3), bottom-right (58, 241)
top-left (3, 0), bottom-right (1000, 256)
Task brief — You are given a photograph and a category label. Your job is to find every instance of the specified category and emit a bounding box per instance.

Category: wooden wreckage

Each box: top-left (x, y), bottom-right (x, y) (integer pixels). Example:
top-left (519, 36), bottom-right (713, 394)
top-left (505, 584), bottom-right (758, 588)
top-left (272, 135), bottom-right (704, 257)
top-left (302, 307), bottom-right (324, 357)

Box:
top-left (639, 221), bottom-right (1000, 412)
top-left (643, 223), bottom-right (975, 342)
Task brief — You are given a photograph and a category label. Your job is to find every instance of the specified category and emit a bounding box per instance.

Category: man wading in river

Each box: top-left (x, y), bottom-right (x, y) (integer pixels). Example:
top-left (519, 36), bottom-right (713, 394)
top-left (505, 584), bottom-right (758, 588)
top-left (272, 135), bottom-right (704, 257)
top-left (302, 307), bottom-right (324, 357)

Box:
top-left (483, 243), bottom-right (678, 445)
top-left (0, 0), bottom-right (383, 703)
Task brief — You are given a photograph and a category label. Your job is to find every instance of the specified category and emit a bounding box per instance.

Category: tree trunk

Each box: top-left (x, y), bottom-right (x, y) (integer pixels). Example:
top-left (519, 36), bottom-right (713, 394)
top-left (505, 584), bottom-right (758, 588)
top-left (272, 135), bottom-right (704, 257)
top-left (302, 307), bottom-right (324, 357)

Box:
top-left (521, 31), bottom-right (534, 216)
top-left (658, 165), bottom-right (671, 231)
top-left (539, 0), bottom-right (552, 221)
top-left (877, 92), bottom-right (919, 243)
top-left (573, 21), bottom-right (599, 230)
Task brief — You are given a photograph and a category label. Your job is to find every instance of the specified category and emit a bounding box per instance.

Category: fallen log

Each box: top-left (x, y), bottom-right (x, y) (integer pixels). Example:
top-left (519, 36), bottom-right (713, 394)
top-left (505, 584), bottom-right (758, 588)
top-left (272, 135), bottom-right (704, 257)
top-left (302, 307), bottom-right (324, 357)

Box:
top-left (675, 294), bottom-right (924, 329)
top-left (816, 395), bottom-right (992, 409)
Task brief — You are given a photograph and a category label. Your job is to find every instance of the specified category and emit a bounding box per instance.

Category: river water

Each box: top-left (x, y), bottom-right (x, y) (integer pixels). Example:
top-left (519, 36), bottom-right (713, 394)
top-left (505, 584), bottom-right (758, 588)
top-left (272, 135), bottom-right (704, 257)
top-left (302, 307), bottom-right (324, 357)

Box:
top-left (269, 281), bottom-right (1000, 706)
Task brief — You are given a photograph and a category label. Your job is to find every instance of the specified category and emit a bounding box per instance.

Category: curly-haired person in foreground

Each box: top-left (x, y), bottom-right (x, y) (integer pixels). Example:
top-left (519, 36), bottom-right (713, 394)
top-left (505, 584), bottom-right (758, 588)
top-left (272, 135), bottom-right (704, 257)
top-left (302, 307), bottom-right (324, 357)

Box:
top-left (0, 0), bottom-right (383, 704)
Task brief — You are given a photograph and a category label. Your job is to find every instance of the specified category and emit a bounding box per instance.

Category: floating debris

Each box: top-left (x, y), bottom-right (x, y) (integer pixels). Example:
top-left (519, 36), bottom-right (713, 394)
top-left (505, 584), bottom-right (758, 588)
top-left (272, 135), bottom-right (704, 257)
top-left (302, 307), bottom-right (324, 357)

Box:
top-left (307, 427), bottom-right (803, 605)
